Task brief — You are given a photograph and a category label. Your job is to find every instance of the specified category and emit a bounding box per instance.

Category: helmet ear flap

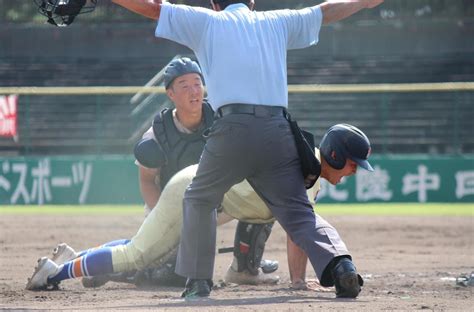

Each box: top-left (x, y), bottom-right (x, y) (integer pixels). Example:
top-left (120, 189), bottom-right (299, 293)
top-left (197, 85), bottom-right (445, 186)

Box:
top-left (329, 140), bottom-right (346, 170)
top-left (319, 126), bottom-right (348, 170)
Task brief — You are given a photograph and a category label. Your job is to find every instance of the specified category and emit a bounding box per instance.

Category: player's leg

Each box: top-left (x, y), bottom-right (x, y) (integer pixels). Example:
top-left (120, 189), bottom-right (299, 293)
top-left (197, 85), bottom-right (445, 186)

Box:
top-left (82, 167), bottom-right (198, 288)
top-left (133, 207), bottom-right (236, 288)
top-left (26, 238), bottom-right (134, 290)
top-left (26, 245), bottom-right (116, 290)
top-left (76, 239), bottom-right (130, 257)
top-left (51, 239), bottom-right (131, 265)
top-left (26, 168), bottom-right (194, 291)
top-left (82, 165), bottom-right (199, 288)
top-left (115, 165), bottom-right (198, 271)
top-left (26, 221), bottom-right (170, 290)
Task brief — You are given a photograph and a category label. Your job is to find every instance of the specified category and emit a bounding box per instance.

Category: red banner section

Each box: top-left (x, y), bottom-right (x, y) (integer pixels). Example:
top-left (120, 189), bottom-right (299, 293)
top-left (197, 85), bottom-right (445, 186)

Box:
top-left (0, 95), bottom-right (18, 138)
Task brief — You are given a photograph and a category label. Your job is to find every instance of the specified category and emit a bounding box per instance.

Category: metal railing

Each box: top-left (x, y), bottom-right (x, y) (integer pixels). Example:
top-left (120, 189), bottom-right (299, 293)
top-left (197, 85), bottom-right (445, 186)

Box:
top-left (0, 82), bottom-right (473, 155)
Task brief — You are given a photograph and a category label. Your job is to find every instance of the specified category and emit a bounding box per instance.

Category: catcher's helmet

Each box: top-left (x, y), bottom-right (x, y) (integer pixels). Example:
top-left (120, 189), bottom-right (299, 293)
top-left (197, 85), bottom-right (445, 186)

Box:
top-left (319, 124), bottom-right (374, 171)
top-left (164, 57), bottom-right (203, 89)
top-left (33, 0), bottom-right (97, 27)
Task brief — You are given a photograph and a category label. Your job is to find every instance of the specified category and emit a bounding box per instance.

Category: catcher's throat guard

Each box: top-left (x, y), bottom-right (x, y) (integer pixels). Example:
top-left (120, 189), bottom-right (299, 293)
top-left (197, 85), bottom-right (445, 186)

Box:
top-left (33, 0), bottom-right (97, 27)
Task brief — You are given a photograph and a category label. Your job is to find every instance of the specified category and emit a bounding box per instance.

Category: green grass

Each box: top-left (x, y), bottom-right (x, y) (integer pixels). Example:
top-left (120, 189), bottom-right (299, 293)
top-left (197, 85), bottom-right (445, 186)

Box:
top-left (0, 203), bottom-right (472, 216)
top-left (0, 205), bottom-right (143, 215)
top-left (314, 203), bottom-right (473, 216)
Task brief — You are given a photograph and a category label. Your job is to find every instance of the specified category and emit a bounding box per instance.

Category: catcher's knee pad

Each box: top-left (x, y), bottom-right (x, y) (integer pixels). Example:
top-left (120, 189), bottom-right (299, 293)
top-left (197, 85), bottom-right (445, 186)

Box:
top-left (233, 221), bottom-right (274, 275)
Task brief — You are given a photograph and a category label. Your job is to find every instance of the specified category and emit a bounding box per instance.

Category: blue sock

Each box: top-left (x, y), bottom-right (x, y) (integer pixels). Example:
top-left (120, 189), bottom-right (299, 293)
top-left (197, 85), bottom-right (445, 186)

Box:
top-left (48, 247), bottom-right (114, 284)
top-left (77, 239), bottom-right (130, 257)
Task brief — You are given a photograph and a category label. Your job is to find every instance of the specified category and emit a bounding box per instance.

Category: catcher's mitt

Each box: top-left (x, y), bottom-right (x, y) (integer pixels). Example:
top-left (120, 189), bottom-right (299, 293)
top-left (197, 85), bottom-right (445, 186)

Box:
top-left (33, 0), bottom-right (97, 27)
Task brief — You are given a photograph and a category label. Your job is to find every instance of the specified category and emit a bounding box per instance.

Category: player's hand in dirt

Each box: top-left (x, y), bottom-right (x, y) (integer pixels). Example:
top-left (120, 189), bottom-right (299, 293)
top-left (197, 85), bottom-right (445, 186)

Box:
top-left (290, 279), bottom-right (333, 292)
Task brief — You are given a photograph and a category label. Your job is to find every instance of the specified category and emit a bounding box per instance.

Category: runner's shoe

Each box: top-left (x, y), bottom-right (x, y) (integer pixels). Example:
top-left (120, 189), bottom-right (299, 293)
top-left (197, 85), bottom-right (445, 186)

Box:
top-left (25, 257), bottom-right (59, 290)
top-left (51, 243), bottom-right (78, 265)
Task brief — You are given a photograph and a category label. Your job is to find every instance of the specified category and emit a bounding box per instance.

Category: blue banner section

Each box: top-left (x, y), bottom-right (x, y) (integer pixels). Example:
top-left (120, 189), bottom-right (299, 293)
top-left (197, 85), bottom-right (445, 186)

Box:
top-left (0, 155), bottom-right (473, 204)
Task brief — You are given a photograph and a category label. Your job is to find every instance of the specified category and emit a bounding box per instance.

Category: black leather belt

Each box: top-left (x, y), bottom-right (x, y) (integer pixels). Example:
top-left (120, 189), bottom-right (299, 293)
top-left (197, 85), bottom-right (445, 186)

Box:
top-left (216, 104), bottom-right (286, 118)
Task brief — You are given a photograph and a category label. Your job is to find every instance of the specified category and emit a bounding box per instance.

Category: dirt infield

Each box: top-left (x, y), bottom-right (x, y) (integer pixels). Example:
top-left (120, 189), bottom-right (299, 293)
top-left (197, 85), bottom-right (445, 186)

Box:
top-left (0, 212), bottom-right (472, 311)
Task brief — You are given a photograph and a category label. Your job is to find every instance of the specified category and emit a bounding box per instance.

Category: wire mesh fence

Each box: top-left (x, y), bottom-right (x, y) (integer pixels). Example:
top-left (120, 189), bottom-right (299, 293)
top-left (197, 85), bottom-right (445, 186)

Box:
top-left (1, 82), bottom-right (472, 156)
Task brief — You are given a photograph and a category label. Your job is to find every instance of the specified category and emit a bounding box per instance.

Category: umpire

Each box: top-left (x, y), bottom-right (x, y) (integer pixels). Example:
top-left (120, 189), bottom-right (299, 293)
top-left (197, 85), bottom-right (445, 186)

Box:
top-left (112, 0), bottom-right (384, 300)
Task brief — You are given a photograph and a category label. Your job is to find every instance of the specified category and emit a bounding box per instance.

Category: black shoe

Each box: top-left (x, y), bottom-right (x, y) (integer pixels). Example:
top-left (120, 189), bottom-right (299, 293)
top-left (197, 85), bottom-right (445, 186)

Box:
top-left (181, 279), bottom-right (213, 298)
top-left (333, 258), bottom-right (364, 298)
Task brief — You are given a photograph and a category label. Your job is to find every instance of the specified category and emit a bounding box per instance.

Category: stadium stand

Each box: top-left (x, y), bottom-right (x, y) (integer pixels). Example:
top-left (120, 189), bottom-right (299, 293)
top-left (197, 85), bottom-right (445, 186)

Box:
top-left (289, 91), bottom-right (473, 154)
top-left (287, 54), bottom-right (474, 84)
top-left (286, 54), bottom-right (474, 154)
top-left (0, 53), bottom-right (473, 155)
top-left (0, 57), bottom-right (167, 87)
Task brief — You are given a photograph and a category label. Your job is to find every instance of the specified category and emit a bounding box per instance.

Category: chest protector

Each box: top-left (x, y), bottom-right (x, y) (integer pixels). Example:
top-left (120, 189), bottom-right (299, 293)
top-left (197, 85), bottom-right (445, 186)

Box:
top-left (152, 103), bottom-right (214, 188)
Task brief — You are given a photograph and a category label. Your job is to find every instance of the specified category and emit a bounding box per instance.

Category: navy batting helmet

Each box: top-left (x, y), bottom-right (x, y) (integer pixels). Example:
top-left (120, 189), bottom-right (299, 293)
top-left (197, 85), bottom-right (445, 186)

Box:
top-left (319, 124), bottom-right (374, 171)
top-left (164, 57), bottom-right (203, 89)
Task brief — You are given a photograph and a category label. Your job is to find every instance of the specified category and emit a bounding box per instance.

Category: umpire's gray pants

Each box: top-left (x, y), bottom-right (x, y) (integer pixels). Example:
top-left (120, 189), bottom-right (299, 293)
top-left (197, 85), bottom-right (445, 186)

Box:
top-left (175, 109), bottom-right (350, 284)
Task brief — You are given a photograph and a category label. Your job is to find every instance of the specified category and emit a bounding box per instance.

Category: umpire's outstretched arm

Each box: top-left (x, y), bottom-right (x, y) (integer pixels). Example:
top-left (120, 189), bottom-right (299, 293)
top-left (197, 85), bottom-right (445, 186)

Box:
top-left (320, 0), bottom-right (384, 24)
top-left (111, 1), bottom-right (384, 24)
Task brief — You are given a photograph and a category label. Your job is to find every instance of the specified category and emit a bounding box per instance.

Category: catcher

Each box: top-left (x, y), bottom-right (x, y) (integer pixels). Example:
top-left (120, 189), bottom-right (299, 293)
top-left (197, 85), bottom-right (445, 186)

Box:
top-left (26, 123), bottom-right (374, 298)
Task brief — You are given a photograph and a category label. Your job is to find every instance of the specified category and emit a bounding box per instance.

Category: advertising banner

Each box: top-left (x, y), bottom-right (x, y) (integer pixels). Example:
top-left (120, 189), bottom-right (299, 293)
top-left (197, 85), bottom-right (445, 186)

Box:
top-left (0, 155), bottom-right (472, 204)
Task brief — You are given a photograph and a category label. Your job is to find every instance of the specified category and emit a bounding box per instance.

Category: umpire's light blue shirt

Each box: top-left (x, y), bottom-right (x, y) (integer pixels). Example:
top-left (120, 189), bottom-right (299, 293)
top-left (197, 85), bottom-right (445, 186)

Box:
top-left (156, 3), bottom-right (322, 110)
